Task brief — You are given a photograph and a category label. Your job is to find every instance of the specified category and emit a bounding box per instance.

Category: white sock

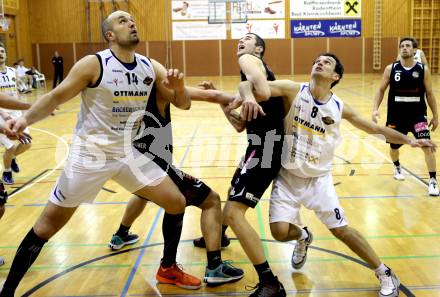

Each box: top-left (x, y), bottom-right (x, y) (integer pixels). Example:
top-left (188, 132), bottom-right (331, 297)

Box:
top-left (298, 228), bottom-right (308, 241)
top-left (3, 168), bottom-right (11, 172)
top-left (374, 263), bottom-right (388, 275)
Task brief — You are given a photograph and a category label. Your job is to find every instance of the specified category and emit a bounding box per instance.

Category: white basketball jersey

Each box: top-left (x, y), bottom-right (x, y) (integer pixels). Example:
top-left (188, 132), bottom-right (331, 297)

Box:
top-left (0, 66), bottom-right (18, 97)
top-left (414, 49), bottom-right (422, 63)
top-left (0, 66), bottom-right (22, 117)
top-left (280, 83), bottom-right (343, 178)
top-left (75, 49), bottom-right (156, 157)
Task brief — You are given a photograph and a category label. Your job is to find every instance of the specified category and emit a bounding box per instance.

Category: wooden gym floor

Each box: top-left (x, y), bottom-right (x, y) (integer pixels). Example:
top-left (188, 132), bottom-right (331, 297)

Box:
top-left (0, 74), bottom-right (439, 296)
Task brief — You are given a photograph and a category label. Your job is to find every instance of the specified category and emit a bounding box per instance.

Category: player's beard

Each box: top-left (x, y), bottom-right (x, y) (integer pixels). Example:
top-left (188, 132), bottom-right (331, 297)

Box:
top-left (401, 52), bottom-right (412, 59)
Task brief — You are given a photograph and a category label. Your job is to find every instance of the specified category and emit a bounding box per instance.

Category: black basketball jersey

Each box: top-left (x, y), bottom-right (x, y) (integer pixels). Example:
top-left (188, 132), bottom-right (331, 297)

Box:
top-left (387, 61), bottom-right (426, 120)
top-left (240, 56), bottom-right (285, 143)
top-left (133, 83), bottom-right (173, 167)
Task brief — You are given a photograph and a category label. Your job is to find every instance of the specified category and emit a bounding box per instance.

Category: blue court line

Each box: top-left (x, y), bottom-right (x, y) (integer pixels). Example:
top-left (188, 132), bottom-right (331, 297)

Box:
top-left (120, 127), bottom-right (199, 296)
top-left (120, 208), bottom-right (163, 297)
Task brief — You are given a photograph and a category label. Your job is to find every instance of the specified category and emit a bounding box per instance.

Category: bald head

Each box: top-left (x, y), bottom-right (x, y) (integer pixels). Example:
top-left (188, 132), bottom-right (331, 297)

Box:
top-left (101, 10), bottom-right (132, 42)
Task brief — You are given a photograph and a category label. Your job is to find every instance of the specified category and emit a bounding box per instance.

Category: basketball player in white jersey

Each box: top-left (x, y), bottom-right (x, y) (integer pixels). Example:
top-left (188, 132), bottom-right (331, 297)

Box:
top-left (239, 53), bottom-right (434, 297)
top-left (0, 11), bottom-right (195, 295)
top-left (0, 43), bottom-right (33, 185)
top-left (0, 45), bottom-right (33, 269)
top-left (0, 86), bottom-right (31, 267)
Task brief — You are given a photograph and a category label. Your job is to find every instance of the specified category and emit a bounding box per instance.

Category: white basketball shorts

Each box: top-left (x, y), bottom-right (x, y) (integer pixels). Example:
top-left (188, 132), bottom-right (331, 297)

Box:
top-left (269, 172), bottom-right (348, 229)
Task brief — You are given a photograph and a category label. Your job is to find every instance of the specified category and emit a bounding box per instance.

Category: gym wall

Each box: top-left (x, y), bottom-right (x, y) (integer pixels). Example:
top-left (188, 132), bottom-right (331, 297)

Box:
top-left (13, 0), bottom-right (412, 79)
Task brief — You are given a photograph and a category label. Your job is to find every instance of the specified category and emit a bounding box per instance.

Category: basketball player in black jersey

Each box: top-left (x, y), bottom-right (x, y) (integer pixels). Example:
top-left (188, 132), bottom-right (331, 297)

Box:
top-left (195, 33), bottom-right (286, 297)
top-left (373, 37), bottom-right (439, 196)
top-left (108, 84), bottom-right (245, 289)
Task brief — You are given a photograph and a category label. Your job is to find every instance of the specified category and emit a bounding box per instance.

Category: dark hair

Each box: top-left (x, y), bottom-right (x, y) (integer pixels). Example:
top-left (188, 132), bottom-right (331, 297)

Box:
top-left (246, 33), bottom-right (265, 57)
top-left (101, 17), bottom-right (113, 42)
top-left (400, 37), bottom-right (418, 48)
top-left (316, 53), bottom-right (344, 88)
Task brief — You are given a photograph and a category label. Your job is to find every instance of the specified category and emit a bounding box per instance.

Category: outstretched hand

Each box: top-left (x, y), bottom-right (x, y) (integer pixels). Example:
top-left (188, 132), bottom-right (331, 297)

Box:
top-left (409, 138), bottom-right (437, 152)
top-left (162, 69), bottom-right (185, 92)
top-left (3, 117), bottom-right (29, 141)
top-left (240, 98), bottom-right (266, 121)
top-left (225, 96), bottom-right (243, 112)
top-left (18, 132), bottom-right (32, 144)
top-left (197, 81), bottom-right (216, 90)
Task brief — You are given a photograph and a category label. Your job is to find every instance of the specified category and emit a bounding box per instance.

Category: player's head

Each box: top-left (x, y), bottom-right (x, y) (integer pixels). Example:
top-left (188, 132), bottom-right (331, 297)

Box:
top-left (399, 37), bottom-right (417, 59)
top-left (237, 33), bottom-right (265, 58)
top-left (101, 10), bottom-right (139, 47)
top-left (17, 59), bottom-right (24, 66)
top-left (54, 51), bottom-right (59, 57)
top-left (311, 53), bottom-right (344, 88)
top-left (182, 1), bottom-right (189, 8)
top-left (0, 42), bottom-right (6, 64)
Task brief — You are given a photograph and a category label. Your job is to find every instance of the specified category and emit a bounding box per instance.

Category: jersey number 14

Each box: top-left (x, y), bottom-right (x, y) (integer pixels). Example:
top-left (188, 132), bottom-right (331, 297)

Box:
top-left (125, 72), bottom-right (139, 85)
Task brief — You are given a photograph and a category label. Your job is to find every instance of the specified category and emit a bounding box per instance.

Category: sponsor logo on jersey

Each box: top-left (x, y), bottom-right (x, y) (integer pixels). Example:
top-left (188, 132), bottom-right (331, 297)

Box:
top-left (321, 116), bottom-right (335, 125)
top-left (0, 84), bottom-right (16, 89)
top-left (112, 69), bottom-right (123, 73)
top-left (308, 155), bottom-right (319, 164)
top-left (111, 78), bottom-right (123, 86)
top-left (113, 90), bottom-right (149, 96)
top-left (412, 71), bottom-right (419, 78)
top-left (143, 76), bottom-right (153, 86)
top-left (293, 115), bottom-right (326, 134)
top-left (112, 106), bottom-right (145, 112)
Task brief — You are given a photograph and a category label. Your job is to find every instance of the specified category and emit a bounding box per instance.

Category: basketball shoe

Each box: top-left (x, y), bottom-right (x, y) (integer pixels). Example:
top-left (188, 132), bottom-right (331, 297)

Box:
top-left (156, 262), bottom-right (201, 290)
top-left (291, 227), bottom-right (313, 269)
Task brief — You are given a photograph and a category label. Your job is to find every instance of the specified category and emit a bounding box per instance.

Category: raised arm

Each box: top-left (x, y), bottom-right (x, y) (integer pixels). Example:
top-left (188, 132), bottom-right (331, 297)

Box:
top-left (372, 64), bottom-right (392, 123)
top-left (424, 65), bottom-right (438, 131)
top-left (0, 93), bottom-right (31, 110)
top-left (343, 103), bottom-right (433, 148)
top-left (4, 55), bottom-right (99, 136)
top-left (152, 59), bottom-right (190, 110)
top-left (238, 54), bottom-right (270, 100)
top-left (238, 79), bottom-right (300, 121)
top-left (22, 55), bottom-right (99, 127)
top-left (186, 86), bottom-right (235, 104)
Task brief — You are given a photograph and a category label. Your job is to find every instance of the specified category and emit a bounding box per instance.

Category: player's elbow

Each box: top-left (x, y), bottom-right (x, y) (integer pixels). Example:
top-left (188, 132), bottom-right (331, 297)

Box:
top-left (254, 88), bottom-right (271, 101)
top-left (179, 100), bottom-right (191, 110)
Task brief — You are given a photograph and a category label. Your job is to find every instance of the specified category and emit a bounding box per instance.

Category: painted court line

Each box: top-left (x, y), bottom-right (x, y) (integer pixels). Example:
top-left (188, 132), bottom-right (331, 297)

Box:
top-left (9, 127), bottom-right (69, 199)
top-left (22, 239), bottom-right (417, 297)
top-left (120, 127), bottom-right (199, 297)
